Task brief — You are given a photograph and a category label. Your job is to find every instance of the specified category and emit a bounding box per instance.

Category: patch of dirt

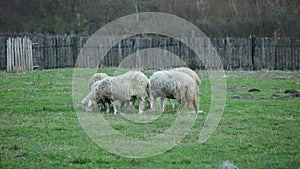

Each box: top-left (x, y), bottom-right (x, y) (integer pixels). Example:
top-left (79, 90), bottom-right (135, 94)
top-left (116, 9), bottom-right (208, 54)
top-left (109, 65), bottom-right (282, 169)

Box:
top-left (284, 89), bottom-right (299, 94)
top-left (226, 86), bottom-right (246, 92)
top-left (226, 86), bottom-right (240, 92)
top-left (272, 89), bottom-right (300, 99)
top-left (231, 94), bottom-right (257, 100)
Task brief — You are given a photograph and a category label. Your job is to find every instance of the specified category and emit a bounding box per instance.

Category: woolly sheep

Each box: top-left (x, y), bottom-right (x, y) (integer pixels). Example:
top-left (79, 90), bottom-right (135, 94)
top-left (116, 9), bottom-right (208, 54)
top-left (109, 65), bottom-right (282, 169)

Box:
top-left (82, 71), bottom-right (150, 114)
top-left (150, 70), bottom-right (198, 113)
top-left (88, 73), bottom-right (110, 112)
top-left (167, 67), bottom-right (201, 108)
top-left (88, 73), bottom-right (108, 90)
top-left (89, 80), bottom-right (111, 113)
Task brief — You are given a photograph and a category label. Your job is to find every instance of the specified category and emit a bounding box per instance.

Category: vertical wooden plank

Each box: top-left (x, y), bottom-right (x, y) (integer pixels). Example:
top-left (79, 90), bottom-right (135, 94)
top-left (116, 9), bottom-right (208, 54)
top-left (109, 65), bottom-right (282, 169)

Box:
top-left (54, 36), bottom-right (58, 68)
top-left (67, 36), bottom-right (71, 68)
top-left (25, 37), bottom-right (29, 71)
top-left (25, 37), bottom-right (30, 71)
top-left (49, 36), bottom-right (53, 68)
top-left (13, 37), bottom-right (20, 66)
top-left (290, 38), bottom-right (295, 69)
top-left (56, 36), bottom-right (60, 68)
top-left (44, 37), bottom-right (47, 69)
top-left (6, 37), bottom-right (11, 71)
top-left (52, 36), bottom-right (55, 68)
top-left (19, 37), bottom-right (23, 70)
top-left (19, 37), bottom-right (22, 69)
top-left (48, 36), bottom-right (51, 69)
top-left (14, 38), bottom-right (18, 68)
top-left (11, 37), bottom-right (14, 70)
top-left (28, 37), bottom-right (33, 71)
top-left (22, 37), bottom-right (27, 71)
top-left (66, 36), bottom-right (69, 67)
top-left (13, 38), bottom-right (17, 68)
top-left (46, 37), bottom-right (49, 69)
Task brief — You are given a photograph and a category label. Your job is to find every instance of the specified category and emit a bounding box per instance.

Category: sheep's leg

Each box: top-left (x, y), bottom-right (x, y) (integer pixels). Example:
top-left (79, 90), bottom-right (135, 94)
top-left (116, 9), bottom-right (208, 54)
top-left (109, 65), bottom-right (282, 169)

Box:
top-left (105, 103), bottom-right (110, 113)
top-left (148, 99), bottom-right (153, 110)
top-left (150, 96), bottom-right (156, 111)
top-left (138, 98), bottom-right (144, 114)
top-left (177, 100), bottom-right (186, 113)
top-left (112, 101), bottom-right (118, 114)
top-left (120, 101), bottom-right (125, 109)
top-left (160, 97), bottom-right (165, 112)
top-left (169, 99), bottom-right (175, 109)
top-left (99, 101), bottom-right (106, 110)
top-left (193, 99), bottom-right (199, 114)
top-left (127, 100), bottom-right (134, 109)
top-left (131, 99), bottom-right (136, 108)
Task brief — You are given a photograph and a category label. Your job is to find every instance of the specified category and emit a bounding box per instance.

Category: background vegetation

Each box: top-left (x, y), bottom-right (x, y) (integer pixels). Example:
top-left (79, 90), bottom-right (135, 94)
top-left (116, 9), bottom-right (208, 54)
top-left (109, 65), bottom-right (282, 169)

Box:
top-left (0, 0), bottom-right (299, 37)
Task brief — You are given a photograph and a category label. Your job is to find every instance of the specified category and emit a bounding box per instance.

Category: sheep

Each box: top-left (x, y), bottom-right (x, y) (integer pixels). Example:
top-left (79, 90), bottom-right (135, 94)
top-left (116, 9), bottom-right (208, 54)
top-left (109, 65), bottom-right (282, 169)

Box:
top-left (88, 73), bottom-right (108, 90)
top-left (167, 67), bottom-right (201, 109)
top-left (88, 73), bottom-right (110, 112)
top-left (82, 71), bottom-right (150, 114)
top-left (149, 70), bottom-right (198, 113)
top-left (89, 80), bottom-right (112, 113)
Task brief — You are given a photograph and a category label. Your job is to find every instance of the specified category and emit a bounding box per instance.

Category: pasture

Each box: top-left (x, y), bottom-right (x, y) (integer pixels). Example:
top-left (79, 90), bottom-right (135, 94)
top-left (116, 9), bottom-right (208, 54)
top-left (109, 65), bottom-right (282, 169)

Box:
top-left (0, 68), bottom-right (299, 168)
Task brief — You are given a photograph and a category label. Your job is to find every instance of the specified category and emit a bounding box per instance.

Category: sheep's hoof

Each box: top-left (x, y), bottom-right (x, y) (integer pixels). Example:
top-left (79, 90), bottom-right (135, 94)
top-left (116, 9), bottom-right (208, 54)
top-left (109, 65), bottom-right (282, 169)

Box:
top-left (176, 110), bottom-right (182, 114)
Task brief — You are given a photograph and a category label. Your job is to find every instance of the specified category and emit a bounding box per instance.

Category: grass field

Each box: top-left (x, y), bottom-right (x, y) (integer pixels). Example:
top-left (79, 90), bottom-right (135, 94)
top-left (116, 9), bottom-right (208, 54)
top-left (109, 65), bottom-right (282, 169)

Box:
top-left (0, 68), bottom-right (299, 168)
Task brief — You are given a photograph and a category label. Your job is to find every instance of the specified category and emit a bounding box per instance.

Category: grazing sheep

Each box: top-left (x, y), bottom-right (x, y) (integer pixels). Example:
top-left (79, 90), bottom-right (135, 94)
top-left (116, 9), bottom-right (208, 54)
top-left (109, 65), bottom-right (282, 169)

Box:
top-left (171, 67), bottom-right (201, 85)
top-left (82, 71), bottom-right (150, 114)
top-left (150, 70), bottom-right (198, 113)
top-left (88, 73), bottom-right (108, 90)
top-left (90, 80), bottom-right (111, 113)
top-left (168, 67), bottom-right (201, 108)
top-left (88, 73), bottom-right (110, 112)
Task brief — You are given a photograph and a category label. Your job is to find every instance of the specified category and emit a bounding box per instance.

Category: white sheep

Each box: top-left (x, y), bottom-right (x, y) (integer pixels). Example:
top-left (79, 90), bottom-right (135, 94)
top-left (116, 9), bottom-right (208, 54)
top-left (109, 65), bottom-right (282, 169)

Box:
top-left (88, 73), bottom-right (110, 112)
top-left (167, 67), bottom-right (201, 108)
top-left (82, 71), bottom-right (150, 114)
top-left (88, 73), bottom-right (108, 90)
top-left (89, 80), bottom-right (111, 113)
top-left (150, 70), bottom-right (198, 113)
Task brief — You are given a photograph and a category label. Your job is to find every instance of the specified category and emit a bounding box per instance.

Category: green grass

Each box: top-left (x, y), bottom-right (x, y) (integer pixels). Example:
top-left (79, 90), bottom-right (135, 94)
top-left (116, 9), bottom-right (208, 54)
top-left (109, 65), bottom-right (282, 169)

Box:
top-left (0, 69), bottom-right (299, 168)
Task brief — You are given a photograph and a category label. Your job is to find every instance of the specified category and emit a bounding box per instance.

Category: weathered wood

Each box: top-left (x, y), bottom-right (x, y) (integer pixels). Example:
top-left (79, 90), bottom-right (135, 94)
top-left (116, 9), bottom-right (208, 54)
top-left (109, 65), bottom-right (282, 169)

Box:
top-left (1, 35), bottom-right (300, 70)
top-left (6, 37), bottom-right (33, 71)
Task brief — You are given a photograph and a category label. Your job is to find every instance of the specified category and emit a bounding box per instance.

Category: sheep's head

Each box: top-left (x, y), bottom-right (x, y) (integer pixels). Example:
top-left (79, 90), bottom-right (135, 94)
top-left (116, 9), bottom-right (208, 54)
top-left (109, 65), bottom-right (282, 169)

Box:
top-left (81, 93), bottom-right (98, 112)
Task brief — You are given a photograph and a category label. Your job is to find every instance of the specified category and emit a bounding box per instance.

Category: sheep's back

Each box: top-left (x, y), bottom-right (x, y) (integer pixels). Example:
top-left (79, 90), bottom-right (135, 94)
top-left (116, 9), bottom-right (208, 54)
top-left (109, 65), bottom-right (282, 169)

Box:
top-left (88, 73), bottom-right (108, 90)
top-left (171, 67), bottom-right (201, 85)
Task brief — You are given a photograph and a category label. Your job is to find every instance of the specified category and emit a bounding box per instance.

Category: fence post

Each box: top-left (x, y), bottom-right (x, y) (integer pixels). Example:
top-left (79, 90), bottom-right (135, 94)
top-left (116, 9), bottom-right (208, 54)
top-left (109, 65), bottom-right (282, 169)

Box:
top-left (251, 35), bottom-right (256, 70)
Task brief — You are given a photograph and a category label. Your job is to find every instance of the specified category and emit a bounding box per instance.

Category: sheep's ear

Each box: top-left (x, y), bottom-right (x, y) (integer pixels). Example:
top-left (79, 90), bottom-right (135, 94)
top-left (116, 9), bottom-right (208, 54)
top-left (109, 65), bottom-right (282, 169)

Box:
top-left (88, 100), bottom-right (93, 107)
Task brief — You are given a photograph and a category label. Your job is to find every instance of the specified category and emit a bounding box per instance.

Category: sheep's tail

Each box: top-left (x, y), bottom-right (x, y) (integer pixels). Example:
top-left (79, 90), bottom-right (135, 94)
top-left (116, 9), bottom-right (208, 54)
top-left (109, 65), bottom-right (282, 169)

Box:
top-left (196, 77), bottom-right (201, 86)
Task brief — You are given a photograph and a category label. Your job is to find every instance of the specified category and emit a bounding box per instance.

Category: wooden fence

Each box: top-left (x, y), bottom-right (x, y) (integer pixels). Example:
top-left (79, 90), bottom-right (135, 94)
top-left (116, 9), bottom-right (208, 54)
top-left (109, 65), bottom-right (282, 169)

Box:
top-left (6, 37), bottom-right (33, 71)
top-left (0, 35), bottom-right (299, 70)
